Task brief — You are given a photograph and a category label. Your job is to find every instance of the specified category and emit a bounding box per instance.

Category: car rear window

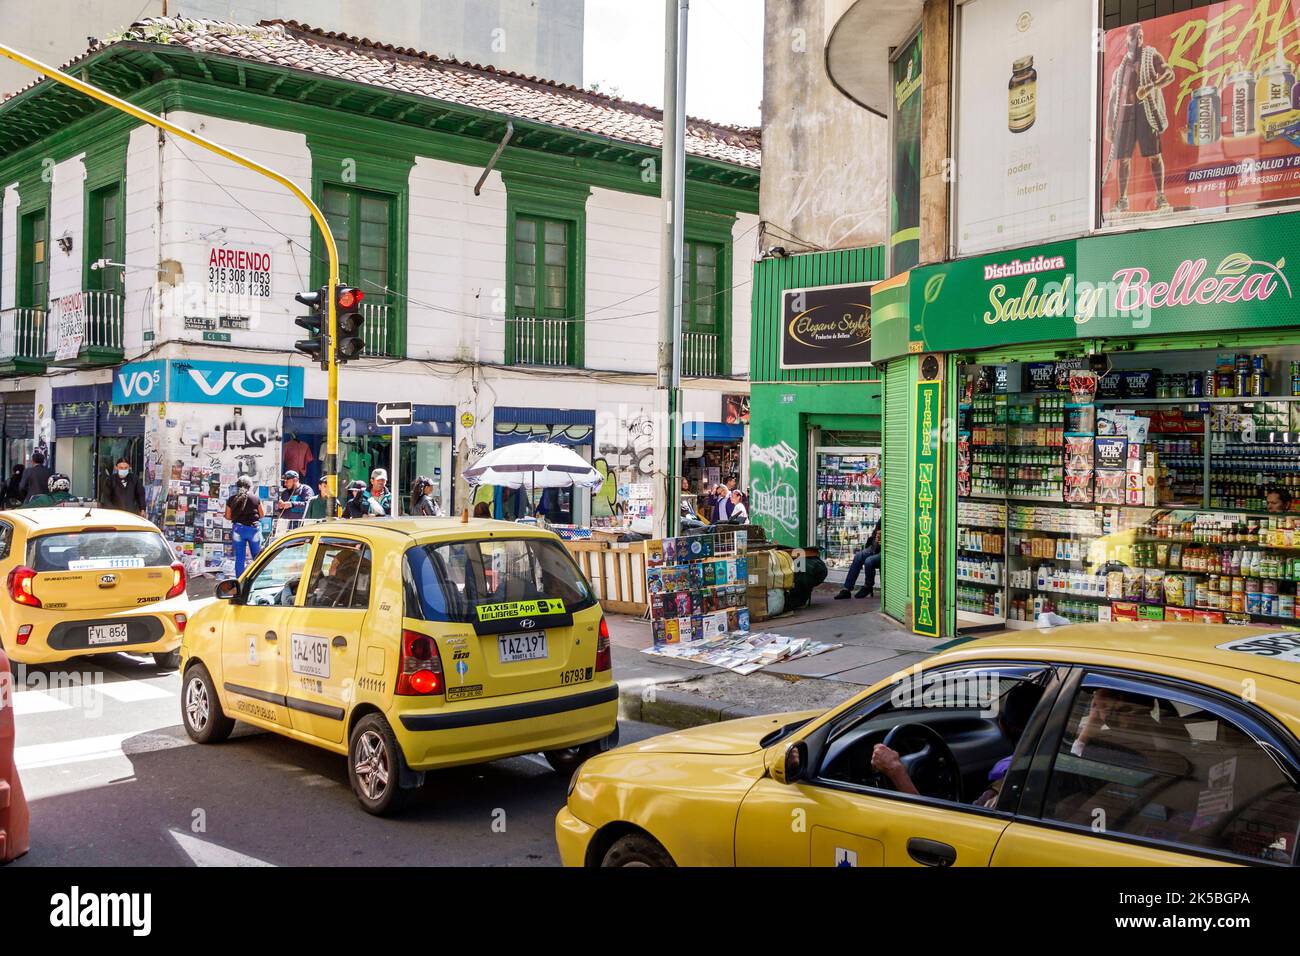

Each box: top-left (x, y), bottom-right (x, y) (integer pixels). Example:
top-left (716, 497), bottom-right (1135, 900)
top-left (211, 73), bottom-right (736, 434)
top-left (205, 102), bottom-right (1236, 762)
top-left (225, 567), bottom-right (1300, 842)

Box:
top-left (403, 536), bottom-right (596, 623)
top-left (29, 530), bottom-right (176, 572)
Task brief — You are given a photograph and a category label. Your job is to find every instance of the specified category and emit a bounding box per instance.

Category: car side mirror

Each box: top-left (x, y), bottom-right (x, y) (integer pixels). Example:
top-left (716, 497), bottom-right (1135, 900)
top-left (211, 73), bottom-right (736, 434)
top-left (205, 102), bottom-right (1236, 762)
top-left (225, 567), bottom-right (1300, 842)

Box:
top-left (214, 578), bottom-right (241, 602)
top-left (770, 741), bottom-right (808, 785)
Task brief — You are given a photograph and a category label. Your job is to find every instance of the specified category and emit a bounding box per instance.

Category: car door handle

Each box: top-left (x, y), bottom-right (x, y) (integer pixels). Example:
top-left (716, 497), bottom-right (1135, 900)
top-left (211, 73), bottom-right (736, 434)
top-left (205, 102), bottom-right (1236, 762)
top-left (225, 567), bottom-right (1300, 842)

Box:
top-left (332, 635), bottom-right (347, 649)
top-left (907, 838), bottom-right (956, 867)
top-left (264, 630), bottom-right (277, 643)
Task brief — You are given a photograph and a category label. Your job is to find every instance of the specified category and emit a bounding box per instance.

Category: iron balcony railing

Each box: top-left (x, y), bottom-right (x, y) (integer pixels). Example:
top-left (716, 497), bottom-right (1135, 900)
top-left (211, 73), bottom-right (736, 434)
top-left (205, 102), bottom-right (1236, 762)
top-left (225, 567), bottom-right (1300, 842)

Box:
top-left (47, 290), bottom-right (125, 355)
top-left (360, 300), bottom-right (399, 358)
top-left (682, 330), bottom-right (720, 378)
top-left (511, 314), bottom-right (575, 367)
top-left (0, 307), bottom-right (47, 361)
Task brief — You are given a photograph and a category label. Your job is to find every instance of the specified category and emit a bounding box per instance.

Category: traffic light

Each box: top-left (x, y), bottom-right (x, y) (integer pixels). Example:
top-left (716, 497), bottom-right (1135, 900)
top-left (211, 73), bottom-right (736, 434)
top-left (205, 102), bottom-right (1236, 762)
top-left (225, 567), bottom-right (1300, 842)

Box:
top-left (294, 285), bottom-right (328, 369)
top-left (334, 286), bottom-right (366, 365)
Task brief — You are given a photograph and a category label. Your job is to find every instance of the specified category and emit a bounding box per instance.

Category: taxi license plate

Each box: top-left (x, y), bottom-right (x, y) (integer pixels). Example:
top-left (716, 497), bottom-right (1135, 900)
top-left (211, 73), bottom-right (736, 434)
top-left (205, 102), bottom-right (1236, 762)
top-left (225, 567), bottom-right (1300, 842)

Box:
top-left (88, 623), bottom-right (130, 646)
top-left (498, 632), bottom-right (547, 663)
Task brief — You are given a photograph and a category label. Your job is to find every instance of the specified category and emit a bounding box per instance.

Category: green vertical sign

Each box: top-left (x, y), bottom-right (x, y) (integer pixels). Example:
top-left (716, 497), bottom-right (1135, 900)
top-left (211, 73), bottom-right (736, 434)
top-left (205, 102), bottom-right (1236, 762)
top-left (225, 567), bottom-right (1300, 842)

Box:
top-left (891, 30), bottom-right (922, 274)
top-left (911, 379), bottom-right (942, 637)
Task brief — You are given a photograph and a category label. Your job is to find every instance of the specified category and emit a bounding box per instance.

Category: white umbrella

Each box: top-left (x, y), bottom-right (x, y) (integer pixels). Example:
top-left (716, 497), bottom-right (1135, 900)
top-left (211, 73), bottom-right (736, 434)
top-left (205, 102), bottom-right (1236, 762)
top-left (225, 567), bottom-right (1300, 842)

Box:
top-left (463, 442), bottom-right (605, 492)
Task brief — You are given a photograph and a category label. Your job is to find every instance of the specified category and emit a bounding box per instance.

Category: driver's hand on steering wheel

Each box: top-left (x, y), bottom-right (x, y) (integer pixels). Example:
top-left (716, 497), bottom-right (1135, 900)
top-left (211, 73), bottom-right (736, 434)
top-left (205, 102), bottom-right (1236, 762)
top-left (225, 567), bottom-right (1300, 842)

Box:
top-left (871, 744), bottom-right (919, 795)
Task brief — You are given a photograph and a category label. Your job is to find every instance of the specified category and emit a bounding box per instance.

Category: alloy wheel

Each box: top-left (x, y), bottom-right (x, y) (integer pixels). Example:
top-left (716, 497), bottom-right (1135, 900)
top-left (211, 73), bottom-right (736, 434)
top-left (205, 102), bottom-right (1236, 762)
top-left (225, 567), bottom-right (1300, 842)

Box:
top-left (353, 730), bottom-right (390, 801)
top-left (185, 677), bottom-right (209, 731)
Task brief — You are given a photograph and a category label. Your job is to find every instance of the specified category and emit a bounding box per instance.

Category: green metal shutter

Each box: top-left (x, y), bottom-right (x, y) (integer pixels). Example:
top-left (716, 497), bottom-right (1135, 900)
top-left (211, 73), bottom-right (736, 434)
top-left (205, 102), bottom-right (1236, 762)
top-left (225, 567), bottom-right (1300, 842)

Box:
top-left (882, 359), bottom-right (911, 623)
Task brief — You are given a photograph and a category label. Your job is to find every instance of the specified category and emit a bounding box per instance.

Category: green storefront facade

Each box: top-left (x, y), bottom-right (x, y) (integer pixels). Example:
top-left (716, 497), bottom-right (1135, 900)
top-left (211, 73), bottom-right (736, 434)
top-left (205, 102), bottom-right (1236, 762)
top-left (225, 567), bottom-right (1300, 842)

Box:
top-left (748, 248), bottom-right (887, 573)
top-left (874, 210), bottom-right (1300, 638)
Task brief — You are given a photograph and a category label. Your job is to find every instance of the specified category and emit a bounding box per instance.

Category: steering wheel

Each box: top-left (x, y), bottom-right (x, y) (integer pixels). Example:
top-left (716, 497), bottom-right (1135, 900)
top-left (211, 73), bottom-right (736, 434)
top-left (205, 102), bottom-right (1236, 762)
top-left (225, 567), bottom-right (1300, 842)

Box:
top-left (871, 722), bottom-right (963, 803)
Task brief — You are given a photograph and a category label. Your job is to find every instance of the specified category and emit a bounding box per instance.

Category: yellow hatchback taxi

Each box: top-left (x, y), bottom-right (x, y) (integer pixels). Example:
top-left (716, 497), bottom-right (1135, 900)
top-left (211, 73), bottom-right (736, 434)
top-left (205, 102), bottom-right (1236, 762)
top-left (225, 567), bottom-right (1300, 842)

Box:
top-left (0, 508), bottom-right (188, 669)
top-left (180, 517), bottom-right (618, 814)
top-left (558, 623), bottom-right (1300, 867)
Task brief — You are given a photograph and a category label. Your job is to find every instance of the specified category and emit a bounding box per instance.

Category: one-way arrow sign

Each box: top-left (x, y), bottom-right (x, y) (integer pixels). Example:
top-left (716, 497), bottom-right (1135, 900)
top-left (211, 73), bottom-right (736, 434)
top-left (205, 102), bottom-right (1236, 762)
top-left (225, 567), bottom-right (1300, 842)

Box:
top-left (376, 402), bottom-right (413, 426)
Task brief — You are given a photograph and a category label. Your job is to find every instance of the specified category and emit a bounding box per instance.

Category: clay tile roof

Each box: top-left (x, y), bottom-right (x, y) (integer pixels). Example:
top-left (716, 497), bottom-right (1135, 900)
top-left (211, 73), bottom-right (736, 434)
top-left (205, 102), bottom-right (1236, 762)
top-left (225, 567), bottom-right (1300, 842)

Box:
top-left (102, 17), bottom-right (760, 170)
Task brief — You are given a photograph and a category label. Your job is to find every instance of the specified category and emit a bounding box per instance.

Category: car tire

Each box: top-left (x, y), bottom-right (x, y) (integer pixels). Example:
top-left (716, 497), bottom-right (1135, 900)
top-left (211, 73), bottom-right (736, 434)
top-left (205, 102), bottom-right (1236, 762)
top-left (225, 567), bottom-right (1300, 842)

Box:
top-left (542, 741), bottom-right (606, 774)
top-left (543, 725), bottom-right (619, 774)
top-left (348, 714), bottom-right (415, 816)
top-left (153, 649), bottom-right (181, 670)
top-left (181, 663), bottom-right (234, 744)
top-left (601, 832), bottom-right (675, 868)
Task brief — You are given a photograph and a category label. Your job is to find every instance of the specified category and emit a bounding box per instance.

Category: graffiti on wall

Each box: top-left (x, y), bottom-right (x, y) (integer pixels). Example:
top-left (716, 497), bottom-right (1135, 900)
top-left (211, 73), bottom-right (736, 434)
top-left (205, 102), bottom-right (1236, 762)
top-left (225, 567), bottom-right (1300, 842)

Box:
top-left (749, 439), bottom-right (800, 543)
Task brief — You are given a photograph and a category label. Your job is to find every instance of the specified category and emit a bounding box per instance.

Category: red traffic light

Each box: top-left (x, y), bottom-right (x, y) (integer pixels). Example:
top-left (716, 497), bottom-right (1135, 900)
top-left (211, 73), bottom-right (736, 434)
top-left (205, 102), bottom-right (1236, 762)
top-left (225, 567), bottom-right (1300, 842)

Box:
top-left (336, 287), bottom-right (364, 310)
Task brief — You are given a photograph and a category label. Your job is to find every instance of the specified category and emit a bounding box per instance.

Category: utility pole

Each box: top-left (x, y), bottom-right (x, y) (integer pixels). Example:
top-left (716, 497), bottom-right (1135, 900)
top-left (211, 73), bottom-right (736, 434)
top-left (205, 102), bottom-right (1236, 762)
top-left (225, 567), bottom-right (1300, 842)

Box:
top-left (0, 42), bottom-right (343, 517)
top-left (656, 0), bottom-right (689, 539)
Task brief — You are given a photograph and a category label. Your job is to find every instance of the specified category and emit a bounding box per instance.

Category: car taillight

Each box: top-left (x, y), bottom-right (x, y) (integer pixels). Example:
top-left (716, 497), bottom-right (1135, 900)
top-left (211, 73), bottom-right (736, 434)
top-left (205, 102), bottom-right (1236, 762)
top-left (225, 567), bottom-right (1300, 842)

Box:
top-left (166, 562), bottom-right (186, 599)
top-left (595, 616), bottom-right (611, 672)
top-left (396, 629), bottom-right (444, 696)
top-left (173, 613), bottom-right (188, 633)
top-left (7, 566), bottom-right (40, 608)
top-left (15, 625), bottom-right (32, 646)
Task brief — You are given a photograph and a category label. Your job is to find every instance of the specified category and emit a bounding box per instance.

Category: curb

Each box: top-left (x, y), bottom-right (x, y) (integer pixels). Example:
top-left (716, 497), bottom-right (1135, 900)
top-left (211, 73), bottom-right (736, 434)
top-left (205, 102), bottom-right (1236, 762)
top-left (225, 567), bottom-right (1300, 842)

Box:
top-left (617, 681), bottom-right (762, 730)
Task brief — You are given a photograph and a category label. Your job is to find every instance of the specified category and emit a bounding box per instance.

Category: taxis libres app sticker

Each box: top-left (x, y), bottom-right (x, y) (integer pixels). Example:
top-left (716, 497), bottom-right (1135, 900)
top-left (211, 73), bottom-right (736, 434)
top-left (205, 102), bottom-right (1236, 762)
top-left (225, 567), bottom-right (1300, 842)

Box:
top-left (475, 598), bottom-right (566, 622)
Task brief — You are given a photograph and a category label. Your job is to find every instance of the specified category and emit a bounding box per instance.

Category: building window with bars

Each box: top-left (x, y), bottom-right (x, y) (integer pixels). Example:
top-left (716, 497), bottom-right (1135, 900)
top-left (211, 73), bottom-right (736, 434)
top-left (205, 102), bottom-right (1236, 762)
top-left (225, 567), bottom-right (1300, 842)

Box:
top-left (510, 214), bottom-right (577, 367)
top-left (681, 239), bottom-right (727, 377)
top-left (321, 183), bottom-right (398, 358)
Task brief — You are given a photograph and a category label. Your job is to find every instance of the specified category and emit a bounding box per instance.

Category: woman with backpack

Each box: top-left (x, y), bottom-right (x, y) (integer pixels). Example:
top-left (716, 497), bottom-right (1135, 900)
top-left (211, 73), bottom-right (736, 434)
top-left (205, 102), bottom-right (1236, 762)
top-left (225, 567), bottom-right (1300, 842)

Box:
top-left (224, 476), bottom-right (264, 577)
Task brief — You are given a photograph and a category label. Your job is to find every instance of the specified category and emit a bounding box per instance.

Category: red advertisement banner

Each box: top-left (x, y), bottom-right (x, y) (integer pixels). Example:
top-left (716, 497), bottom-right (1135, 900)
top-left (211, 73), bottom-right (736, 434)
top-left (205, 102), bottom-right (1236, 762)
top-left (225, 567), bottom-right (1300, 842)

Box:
top-left (1101, 0), bottom-right (1300, 225)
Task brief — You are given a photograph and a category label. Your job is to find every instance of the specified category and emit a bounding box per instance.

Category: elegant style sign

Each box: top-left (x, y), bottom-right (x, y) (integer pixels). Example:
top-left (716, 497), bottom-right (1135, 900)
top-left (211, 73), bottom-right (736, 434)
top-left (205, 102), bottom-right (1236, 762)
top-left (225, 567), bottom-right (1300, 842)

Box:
top-left (779, 282), bottom-right (874, 369)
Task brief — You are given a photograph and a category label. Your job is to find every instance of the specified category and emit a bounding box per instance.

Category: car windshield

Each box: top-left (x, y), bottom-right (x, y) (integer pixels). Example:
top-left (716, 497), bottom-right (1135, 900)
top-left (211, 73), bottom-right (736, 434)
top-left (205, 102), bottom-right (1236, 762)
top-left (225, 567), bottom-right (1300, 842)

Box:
top-left (28, 530), bottom-right (175, 572)
top-left (403, 536), bottom-right (595, 623)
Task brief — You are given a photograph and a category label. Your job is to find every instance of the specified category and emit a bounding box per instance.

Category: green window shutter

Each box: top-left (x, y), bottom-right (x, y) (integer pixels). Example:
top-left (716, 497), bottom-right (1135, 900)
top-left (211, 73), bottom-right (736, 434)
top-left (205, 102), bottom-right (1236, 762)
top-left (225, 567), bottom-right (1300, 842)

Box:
top-left (882, 359), bottom-right (912, 622)
top-left (20, 209), bottom-right (47, 309)
top-left (509, 212), bottom-right (575, 365)
top-left (88, 184), bottom-right (122, 294)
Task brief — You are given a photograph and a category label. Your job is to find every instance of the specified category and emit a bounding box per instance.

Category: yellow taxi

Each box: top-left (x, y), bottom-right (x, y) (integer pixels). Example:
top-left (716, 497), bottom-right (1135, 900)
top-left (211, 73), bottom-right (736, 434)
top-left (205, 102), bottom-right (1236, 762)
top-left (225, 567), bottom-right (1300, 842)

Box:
top-left (0, 508), bottom-right (188, 669)
top-left (180, 517), bottom-right (618, 814)
top-left (558, 623), bottom-right (1300, 866)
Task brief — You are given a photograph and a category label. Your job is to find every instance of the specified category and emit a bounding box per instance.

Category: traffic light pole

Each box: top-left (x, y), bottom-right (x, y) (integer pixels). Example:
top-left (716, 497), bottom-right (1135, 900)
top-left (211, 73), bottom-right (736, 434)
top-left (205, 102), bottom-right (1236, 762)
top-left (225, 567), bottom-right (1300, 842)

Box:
top-left (0, 42), bottom-right (344, 516)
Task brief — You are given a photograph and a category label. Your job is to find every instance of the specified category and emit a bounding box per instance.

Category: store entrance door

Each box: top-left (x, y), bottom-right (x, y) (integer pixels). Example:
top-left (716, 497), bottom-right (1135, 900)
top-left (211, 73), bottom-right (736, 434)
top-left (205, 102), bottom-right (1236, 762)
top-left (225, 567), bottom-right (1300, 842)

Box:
top-left (812, 442), bottom-right (882, 581)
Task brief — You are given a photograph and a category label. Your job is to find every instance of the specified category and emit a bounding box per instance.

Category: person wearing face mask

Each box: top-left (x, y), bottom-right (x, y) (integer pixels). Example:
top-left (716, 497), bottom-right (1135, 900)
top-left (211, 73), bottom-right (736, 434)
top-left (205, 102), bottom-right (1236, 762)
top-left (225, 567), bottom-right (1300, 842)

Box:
top-left (98, 456), bottom-right (147, 516)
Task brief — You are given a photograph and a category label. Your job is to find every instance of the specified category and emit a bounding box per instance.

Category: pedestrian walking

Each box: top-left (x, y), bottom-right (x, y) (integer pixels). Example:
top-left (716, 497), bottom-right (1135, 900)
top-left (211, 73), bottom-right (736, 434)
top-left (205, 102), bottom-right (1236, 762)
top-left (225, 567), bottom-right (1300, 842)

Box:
top-left (342, 480), bottom-right (370, 519)
top-left (17, 451), bottom-right (51, 504)
top-left (98, 456), bottom-right (147, 515)
top-left (274, 470), bottom-right (314, 522)
top-left (410, 476), bottom-right (441, 516)
top-left (225, 477), bottom-right (264, 577)
top-left (4, 465), bottom-right (24, 508)
top-left (364, 468), bottom-right (392, 516)
top-left (304, 476), bottom-right (331, 519)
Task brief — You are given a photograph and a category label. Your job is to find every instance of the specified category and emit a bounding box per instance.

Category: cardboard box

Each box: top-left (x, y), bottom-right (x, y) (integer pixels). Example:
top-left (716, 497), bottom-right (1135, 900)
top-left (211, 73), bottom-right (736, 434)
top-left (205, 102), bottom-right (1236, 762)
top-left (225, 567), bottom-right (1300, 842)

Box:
top-left (1137, 604), bottom-right (1165, 621)
top-left (1111, 601), bottom-right (1139, 621)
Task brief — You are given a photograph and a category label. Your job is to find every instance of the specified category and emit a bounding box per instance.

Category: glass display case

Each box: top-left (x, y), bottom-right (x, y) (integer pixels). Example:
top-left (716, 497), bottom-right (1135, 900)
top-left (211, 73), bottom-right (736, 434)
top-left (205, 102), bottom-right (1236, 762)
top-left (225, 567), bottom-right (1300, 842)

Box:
top-left (956, 349), bottom-right (1300, 630)
top-left (814, 448), bottom-right (881, 572)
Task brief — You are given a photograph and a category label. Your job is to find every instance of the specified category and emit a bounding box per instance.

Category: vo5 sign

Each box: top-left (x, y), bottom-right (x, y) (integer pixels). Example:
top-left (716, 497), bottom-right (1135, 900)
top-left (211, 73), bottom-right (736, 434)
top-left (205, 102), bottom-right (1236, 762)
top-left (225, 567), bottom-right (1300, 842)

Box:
top-left (168, 359), bottom-right (304, 407)
top-left (111, 360), bottom-right (167, 405)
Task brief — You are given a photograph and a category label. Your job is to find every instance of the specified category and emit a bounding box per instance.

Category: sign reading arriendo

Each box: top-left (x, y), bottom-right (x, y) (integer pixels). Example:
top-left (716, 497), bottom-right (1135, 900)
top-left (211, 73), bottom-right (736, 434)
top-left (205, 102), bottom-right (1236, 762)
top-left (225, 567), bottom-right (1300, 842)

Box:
top-left (780, 283), bottom-right (875, 369)
top-left (475, 598), bottom-right (566, 622)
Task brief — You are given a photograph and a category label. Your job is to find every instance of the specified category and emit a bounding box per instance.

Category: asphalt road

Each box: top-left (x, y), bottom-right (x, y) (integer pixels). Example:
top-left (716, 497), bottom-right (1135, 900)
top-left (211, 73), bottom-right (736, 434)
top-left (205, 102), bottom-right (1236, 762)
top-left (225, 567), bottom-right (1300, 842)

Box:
top-left (8, 654), bottom-right (668, 867)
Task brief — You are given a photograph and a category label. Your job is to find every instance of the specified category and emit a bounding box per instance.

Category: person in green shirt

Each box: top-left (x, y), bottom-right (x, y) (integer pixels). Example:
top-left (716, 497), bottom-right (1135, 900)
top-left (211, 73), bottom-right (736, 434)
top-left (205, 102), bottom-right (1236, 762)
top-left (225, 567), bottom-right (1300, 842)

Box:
top-left (22, 473), bottom-right (74, 508)
top-left (304, 476), bottom-right (331, 519)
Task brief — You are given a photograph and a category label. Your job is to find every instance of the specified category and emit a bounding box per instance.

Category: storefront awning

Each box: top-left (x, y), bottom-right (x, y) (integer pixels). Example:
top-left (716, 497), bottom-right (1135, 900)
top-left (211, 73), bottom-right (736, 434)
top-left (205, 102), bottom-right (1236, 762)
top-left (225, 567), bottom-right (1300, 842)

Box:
top-left (683, 421), bottom-right (744, 443)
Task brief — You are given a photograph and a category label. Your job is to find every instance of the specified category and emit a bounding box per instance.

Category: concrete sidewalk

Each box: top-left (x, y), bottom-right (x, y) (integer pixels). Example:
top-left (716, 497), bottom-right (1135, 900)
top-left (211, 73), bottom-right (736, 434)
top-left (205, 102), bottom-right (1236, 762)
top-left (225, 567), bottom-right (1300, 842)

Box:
top-left (610, 584), bottom-right (946, 730)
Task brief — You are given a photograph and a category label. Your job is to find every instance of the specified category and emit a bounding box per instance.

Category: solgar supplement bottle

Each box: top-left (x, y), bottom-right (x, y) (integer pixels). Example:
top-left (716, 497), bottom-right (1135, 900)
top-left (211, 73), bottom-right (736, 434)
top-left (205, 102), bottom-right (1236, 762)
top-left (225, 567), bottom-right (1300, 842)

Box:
top-left (1009, 56), bottom-right (1037, 133)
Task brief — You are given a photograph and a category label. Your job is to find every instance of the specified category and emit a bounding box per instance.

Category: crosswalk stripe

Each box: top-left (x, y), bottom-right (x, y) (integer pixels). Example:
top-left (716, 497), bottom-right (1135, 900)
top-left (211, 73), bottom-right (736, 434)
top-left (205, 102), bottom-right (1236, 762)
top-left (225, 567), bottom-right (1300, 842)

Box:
top-left (92, 680), bottom-right (174, 703)
top-left (11, 691), bottom-right (73, 716)
top-left (15, 729), bottom-right (191, 770)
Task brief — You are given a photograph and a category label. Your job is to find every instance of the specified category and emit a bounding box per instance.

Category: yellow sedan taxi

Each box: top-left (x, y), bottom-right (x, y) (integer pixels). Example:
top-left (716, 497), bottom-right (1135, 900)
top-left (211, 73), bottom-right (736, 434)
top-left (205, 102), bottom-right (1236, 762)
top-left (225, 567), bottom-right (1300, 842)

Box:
top-left (558, 623), bottom-right (1300, 866)
top-left (180, 517), bottom-right (618, 814)
top-left (0, 508), bottom-right (188, 668)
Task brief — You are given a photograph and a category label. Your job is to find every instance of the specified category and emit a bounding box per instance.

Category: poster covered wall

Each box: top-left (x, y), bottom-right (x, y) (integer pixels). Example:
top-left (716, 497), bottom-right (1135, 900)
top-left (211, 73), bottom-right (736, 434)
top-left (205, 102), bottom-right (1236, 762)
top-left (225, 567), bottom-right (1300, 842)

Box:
top-left (1100, 0), bottom-right (1300, 225)
top-left (955, 0), bottom-right (1095, 254)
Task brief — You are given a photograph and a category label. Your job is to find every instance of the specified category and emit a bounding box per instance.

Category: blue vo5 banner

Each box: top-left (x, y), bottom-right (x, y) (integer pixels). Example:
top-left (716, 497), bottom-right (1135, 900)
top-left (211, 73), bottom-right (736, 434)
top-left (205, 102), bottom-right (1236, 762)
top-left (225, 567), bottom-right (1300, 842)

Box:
top-left (111, 360), bottom-right (168, 405)
top-left (168, 359), bottom-right (304, 407)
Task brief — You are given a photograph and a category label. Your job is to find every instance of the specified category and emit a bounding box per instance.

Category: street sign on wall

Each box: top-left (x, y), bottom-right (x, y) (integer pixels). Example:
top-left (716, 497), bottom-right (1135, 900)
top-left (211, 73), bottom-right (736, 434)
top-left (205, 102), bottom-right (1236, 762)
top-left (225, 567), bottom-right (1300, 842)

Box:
top-left (376, 402), bottom-right (413, 426)
top-left (780, 282), bottom-right (875, 369)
